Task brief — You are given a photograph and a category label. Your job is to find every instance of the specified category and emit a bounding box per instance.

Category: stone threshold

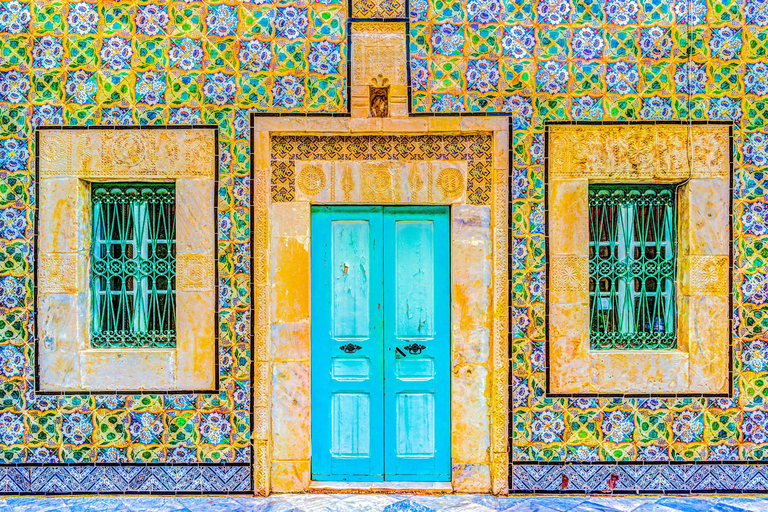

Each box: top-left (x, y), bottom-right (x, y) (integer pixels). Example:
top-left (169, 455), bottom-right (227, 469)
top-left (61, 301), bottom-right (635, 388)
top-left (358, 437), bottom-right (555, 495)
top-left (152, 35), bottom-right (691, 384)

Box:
top-left (308, 481), bottom-right (453, 494)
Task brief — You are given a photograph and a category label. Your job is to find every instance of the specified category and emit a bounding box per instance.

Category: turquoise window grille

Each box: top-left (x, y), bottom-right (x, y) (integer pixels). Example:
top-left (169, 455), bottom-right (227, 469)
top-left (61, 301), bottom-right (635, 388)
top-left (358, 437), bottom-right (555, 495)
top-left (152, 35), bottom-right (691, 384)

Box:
top-left (588, 185), bottom-right (677, 350)
top-left (91, 183), bottom-right (176, 348)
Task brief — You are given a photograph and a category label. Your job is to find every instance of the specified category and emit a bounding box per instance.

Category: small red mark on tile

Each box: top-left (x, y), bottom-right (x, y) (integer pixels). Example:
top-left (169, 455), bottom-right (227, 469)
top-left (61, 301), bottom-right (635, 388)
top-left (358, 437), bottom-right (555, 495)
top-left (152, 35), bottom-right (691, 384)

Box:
top-left (603, 473), bottom-right (619, 493)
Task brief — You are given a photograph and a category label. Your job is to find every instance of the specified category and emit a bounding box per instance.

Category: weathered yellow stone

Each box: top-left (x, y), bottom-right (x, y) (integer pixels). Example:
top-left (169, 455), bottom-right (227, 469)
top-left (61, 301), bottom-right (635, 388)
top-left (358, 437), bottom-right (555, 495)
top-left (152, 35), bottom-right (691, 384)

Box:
top-left (493, 130), bottom-right (509, 171)
top-left (254, 90), bottom-right (509, 492)
top-left (680, 178), bottom-right (730, 256)
top-left (390, 84), bottom-right (407, 100)
top-left (80, 349), bottom-right (175, 390)
top-left (253, 132), bottom-right (271, 171)
top-left (70, 130), bottom-right (100, 176)
top-left (692, 125), bottom-right (730, 178)
top-left (177, 253), bottom-right (215, 292)
top-left (304, 118), bottom-right (348, 134)
top-left (461, 117), bottom-right (507, 132)
top-left (453, 464), bottom-right (491, 493)
top-left (176, 290), bottom-right (216, 390)
top-left (452, 365), bottom-right (490, 463)
top-left (679, 255), bottom-right (730, 297)
top-left (350, 22), bottom-right (407, 90)
top-left (428, 117), bottom-right (461, 132)
top-left (382, 117), bottom-right (429, 132)
top-left (549, 179), bottom-right (589, 255)
top-left (38, 252), bottom-right (88, 294)
top-left (182, 129), bottom-right (217, 178)
top-left (350, 85), bottom-right (368, 99)
top-left (592, 351), bottom-right (689, 394)
top-left (272, 362), bottom-right (311, 460)
top-left (684, 295), bottom-right (730, 394)
top-left (294, 161), bottom-right (333, 202)
top-left (270, 203), bottom-right (311, 324)
top-left (271, 461), bottom-right (311, 493)
top-left (389, 97), bottom-right (409, 118)
top-left (549, 255), bottom-right (589, 305)
top-left (37, 293), bottom-right (87, 391)
top-left (176, 179), bottom-right (215, 254)
top-left (548, 303), bottom-right (591, 394)
top-left (350, 96), bottom-right (368, 118)
top-left (452, 206), bottom-right (492, 365)
top-left (271, 321), bottom-right (310, 362)
top-left (253, 116), bottom-right (305, 134)
top-left (431, 161), bottom-right (468, 204)
top-left (37, 130), bottom-right (71, 176)
top-left (349, 117), bottom-right (384, 133)
top-left (38, 177), bottom-right (89, 253)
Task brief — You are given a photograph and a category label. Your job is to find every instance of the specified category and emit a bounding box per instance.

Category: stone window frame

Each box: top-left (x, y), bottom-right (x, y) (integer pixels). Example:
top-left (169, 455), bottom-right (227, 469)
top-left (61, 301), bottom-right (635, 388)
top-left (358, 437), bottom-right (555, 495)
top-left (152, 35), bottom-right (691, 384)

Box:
top-left (35, 126), bottom-right (219, 394)
top-left (251, 114), bottom-right (510, 495)
top-left (546, 122), bottom-right (733, 397)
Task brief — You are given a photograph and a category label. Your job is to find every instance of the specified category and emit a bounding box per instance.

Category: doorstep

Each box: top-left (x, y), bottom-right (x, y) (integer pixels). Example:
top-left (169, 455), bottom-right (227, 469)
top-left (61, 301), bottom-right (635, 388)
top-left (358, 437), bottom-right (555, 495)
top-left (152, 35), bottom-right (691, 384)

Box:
top-left (308, 481), bottom-right (452, 494)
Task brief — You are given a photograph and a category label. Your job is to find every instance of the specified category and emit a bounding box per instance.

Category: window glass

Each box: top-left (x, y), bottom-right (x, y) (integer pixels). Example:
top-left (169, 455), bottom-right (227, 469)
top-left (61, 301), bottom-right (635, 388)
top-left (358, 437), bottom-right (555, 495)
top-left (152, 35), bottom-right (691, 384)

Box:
top-left (91, 183), bottom-right (176, 348)
top-left (588, 185), bottom-right (676, 350)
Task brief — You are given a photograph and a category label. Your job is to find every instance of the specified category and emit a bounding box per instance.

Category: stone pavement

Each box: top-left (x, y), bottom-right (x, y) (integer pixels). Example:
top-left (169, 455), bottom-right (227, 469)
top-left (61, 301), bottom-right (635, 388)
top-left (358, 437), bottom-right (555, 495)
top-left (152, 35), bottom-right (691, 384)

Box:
top-left (1, 494), bottom-right (768, 511)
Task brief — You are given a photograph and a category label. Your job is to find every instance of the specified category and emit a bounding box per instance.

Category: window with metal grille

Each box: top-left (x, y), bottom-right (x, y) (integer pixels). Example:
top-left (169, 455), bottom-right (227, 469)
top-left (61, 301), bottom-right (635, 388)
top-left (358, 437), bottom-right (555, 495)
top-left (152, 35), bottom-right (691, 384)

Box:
top-left (91, 183), bottom-right (176, 348)
top-left (588, 185), bottom-right (677, 350)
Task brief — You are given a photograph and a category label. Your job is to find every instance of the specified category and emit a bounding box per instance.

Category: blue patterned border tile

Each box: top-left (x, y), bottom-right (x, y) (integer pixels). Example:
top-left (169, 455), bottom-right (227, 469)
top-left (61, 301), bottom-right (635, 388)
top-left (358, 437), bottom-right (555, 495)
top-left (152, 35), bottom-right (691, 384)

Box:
top-left (0, 467), bottom-right (31, 494)
top-left (510, 464), bottom-right (768, 493)
top-left (0, 465), bottom-right (251, 494)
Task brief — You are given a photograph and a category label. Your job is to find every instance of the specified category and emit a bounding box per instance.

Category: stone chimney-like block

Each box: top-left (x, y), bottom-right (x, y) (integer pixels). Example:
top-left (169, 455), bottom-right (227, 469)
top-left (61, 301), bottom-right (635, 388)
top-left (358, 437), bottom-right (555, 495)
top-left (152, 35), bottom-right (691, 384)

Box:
top-left (351, 22), bottom-right (407, 118)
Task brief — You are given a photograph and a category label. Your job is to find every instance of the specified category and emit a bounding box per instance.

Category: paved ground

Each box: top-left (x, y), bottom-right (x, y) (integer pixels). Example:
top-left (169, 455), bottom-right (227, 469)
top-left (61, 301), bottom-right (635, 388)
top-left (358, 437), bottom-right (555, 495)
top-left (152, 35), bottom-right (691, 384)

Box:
top-left (1, 495), bottom-right (768, 511)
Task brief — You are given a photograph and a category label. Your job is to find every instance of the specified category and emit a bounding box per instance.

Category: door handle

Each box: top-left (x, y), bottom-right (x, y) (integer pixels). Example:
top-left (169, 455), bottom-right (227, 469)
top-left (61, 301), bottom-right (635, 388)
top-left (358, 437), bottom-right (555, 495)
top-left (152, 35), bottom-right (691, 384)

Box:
top-left (403, 343), bottom-right (426, 355)
top-left (339, 343), bottom-right (362, 353)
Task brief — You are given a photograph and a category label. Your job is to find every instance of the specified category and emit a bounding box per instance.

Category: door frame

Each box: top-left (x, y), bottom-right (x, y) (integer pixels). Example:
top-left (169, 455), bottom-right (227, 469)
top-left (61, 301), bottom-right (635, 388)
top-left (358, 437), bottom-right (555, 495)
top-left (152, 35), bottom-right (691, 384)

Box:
top-left (309, 205), bottom-right (452, 482)
top-left (252, 116), bottom-right (509, 495)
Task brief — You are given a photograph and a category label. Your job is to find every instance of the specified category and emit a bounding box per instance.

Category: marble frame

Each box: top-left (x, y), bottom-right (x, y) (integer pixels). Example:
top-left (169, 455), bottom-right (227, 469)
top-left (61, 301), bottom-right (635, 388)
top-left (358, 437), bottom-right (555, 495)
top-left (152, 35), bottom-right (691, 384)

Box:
top-left (35, 126), bottom-right (218, 393)
top-left (546, 122), bottom-right (733, 396)
top-left (251, 115), bottom-right (510, 495)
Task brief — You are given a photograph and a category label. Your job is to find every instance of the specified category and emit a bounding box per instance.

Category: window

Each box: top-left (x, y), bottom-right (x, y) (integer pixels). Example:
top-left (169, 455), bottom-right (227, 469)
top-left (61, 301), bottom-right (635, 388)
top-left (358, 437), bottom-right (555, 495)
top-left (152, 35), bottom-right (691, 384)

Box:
top-left (91, 183), bottom-right (176, 348)
top-left (588, 185), bottom-right (677, 350)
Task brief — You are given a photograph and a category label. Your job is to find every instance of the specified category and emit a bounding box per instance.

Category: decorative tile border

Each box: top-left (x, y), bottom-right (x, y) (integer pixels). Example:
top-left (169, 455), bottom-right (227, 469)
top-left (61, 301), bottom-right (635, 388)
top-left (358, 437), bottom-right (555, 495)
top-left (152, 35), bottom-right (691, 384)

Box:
top-left (0, 465), bottom-right (251, 494)
top-left (510, 463), bottom-right (768, 493)
top-left (270, 134), bottom-right (494, 205)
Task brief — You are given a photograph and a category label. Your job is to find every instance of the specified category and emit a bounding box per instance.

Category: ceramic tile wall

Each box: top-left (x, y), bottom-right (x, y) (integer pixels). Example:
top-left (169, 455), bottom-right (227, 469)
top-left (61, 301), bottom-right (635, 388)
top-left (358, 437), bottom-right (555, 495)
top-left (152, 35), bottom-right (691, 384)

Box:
top-left (0, 0), bottom-right (767, 494)
top-left (406, 0), bottom-right (768, 491)
top-left (0, 0), bottom-right (271, 492)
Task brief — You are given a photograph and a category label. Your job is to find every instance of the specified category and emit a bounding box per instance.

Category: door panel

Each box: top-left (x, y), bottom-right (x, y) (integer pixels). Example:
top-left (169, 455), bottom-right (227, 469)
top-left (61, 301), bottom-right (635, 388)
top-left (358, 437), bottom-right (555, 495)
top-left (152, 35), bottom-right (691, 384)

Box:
top-left (393, 220), bottom-right (435, 337)
top-left (383, 206), bottom-right (451, 481)
top-left (312, 205), bottom-right (449, 482)
top-left (331, 220), bottom-right (370, 338)
top-left (396, 392), bottom-right (435, 456)
top-left (311, 206), bottom-right (384, 480)
top-left (331, 393), bottom-right (371, 456)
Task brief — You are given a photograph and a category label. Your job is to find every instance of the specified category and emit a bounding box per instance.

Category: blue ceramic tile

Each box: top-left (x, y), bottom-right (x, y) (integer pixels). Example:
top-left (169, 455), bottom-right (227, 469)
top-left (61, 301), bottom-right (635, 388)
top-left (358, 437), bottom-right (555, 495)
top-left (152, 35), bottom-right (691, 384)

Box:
top-left (4, 498), bottom-right (74, 512)
top-left (652, 498), bottom-right (720, 512)
top-left (3, 491), bottom-right (768, 512)
top-left (713, 498), bottom-right (768, 512)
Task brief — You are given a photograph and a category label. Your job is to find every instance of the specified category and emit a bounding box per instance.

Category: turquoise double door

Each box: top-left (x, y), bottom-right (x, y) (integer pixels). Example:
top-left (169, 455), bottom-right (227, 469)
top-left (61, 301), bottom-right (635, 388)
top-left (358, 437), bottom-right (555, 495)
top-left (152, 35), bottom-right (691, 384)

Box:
top-left (311, 206), bottom-right (450, 482)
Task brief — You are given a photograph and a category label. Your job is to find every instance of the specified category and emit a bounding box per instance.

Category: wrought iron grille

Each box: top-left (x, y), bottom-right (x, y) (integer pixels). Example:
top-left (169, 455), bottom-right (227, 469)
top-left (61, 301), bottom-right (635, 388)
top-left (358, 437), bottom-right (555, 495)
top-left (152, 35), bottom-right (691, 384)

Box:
top-left (91, 183), bottom-right (176, 348)
top-left (588, 185), bottom-right (677, 350)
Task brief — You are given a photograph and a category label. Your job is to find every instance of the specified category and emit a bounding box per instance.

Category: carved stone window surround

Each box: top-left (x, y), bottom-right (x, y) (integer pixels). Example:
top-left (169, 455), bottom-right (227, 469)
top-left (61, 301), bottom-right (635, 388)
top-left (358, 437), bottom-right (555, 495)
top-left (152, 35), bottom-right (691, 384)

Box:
top-left (35, 126), bottom-right (218, 393)
top-left (546, 122), bottom-right (732, 396)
